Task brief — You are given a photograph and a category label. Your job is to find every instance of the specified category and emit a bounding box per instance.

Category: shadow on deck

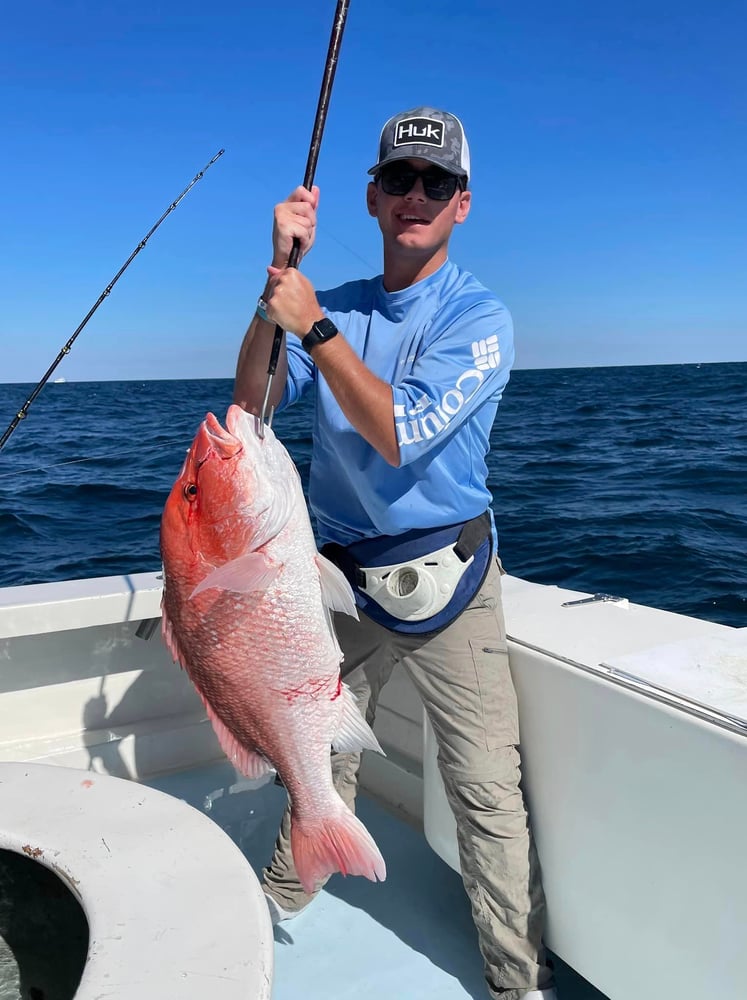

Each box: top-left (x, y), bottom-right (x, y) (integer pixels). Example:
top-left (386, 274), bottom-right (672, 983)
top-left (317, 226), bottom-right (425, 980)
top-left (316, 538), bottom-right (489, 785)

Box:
top-left (148, 763), bottom-right (607, 1000)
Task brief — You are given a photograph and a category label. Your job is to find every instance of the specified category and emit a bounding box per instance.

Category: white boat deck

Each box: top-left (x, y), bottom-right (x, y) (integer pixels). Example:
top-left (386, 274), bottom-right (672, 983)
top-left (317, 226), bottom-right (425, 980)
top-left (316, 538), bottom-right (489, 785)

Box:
top-left (4, 569), bottom-right (742, 996)
top-left (146, 762), bottom-right (607, 1000)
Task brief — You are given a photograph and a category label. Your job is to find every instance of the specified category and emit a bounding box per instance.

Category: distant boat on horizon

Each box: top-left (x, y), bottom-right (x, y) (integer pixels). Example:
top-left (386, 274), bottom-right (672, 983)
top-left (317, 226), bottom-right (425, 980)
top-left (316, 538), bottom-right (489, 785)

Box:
top-left (52, 377), bottom-right (66, 384)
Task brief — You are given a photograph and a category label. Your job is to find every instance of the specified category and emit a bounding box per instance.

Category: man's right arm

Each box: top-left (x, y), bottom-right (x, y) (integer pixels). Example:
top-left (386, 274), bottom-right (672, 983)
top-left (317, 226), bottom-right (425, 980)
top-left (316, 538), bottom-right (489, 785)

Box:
top-left (232, 311), bottom-right (288, 415)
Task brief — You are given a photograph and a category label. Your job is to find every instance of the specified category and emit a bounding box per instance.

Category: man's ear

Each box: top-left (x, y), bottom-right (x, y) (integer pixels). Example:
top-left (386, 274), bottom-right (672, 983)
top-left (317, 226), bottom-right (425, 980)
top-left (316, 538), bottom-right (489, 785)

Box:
top-left (366, 181), bottom-right (378, 217)
top-left (454, 189), bottom-right (471, 225)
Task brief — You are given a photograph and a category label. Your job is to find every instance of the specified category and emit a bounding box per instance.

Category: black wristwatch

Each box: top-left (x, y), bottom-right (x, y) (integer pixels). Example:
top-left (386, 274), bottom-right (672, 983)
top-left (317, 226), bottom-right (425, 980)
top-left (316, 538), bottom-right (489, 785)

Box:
top-left (302, 317), bottom-right (339, 355)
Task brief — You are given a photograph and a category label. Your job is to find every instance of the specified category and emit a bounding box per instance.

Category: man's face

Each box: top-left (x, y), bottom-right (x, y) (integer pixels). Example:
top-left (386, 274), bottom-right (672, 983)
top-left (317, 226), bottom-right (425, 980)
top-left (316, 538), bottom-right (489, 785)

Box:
top-left (366, 157), bottom-right (471, 257)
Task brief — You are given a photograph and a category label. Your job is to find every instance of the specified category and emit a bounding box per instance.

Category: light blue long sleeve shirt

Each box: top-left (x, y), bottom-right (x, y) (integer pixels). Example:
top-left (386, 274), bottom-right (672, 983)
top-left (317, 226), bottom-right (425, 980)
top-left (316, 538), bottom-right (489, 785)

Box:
top-left (280, 259), bottom-right (514, 547)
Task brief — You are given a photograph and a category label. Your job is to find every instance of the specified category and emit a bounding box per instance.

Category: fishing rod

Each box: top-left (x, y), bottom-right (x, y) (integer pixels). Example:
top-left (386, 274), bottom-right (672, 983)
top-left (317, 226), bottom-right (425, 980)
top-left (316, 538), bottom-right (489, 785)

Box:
top-left (0, 149), bottom-right (225, 453)
top-left (257, 0), bottom-right (351, 437)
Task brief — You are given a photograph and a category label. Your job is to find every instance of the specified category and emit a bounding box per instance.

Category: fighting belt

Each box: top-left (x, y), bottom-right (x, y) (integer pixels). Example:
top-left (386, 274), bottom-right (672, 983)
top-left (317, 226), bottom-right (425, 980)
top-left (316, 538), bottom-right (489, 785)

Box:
top-left (321, 511), bottom-right (493, 636)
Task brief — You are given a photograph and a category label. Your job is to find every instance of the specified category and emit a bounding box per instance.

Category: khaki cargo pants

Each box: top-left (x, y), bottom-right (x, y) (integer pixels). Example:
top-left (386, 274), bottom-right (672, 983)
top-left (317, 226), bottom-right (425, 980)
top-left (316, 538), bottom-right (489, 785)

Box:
top-left (263, 559), bottom-right (554, 999)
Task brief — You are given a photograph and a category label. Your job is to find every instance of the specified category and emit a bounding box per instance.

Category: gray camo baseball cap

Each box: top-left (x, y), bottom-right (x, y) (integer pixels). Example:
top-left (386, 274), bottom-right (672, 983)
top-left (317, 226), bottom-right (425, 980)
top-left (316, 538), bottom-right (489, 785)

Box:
top-left (368, 106), bottom-right (471, 182)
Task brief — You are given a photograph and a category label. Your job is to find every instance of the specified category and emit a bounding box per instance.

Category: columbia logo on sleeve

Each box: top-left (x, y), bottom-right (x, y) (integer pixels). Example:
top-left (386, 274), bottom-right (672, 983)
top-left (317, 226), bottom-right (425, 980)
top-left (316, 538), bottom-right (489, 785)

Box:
top-left (471, 335), bottom-right (501, 371)
top-left (393, 333), bottom-right (505, 446)
top-left (395, 369), bottom-right (485, 445)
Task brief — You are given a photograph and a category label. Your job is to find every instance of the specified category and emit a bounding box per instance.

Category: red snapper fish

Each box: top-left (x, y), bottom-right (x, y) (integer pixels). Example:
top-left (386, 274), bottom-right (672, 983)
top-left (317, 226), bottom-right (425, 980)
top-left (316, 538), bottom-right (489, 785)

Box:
top-left (159, 403), bottom-right (386, 892)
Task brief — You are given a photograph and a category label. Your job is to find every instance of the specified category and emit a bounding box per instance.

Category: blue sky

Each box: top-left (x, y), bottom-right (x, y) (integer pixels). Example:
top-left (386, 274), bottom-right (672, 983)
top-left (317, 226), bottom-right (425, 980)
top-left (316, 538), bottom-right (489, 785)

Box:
top-left (1, 0), bottom-right (744, 382)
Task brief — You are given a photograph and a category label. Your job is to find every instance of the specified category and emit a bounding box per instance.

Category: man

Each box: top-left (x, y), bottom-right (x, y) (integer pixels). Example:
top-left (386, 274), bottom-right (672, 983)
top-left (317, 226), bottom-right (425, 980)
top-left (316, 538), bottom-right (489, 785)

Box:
top-left (233, 106), bottom-right (557, 1000)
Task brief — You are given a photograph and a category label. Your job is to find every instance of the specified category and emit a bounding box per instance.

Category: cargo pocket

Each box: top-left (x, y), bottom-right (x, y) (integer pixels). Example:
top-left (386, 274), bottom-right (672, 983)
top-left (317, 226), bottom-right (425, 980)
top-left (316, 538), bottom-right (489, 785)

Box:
top-left (469, 638), bottom-right (519, 750)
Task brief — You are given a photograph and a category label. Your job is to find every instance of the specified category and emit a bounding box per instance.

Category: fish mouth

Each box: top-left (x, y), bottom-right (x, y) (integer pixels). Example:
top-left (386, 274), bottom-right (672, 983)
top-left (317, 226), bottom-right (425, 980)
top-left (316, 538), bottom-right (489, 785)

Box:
top-left (225, 403), bottom-right (251, 439)
top-left (196, 411), bottom-right (243, 464)
top-left (225, 402), bottom-right (271, 445)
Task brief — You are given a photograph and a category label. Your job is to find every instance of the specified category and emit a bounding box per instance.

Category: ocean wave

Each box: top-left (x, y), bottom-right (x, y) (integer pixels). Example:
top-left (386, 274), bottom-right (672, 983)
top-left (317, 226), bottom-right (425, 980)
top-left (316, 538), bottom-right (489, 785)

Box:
top-left (0, 366), bottom-right (744, 626)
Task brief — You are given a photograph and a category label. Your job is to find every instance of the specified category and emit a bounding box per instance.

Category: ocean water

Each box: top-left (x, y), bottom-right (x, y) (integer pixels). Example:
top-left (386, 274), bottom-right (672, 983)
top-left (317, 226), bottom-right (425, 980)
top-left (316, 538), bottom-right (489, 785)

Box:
top-left (0, 362), bottom-right (744, 627)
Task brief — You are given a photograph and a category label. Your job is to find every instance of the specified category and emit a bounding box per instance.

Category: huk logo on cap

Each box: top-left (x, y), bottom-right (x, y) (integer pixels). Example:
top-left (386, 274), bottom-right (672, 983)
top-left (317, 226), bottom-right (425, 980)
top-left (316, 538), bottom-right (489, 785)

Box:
top-left (393, 117), bottom-right (445, 149)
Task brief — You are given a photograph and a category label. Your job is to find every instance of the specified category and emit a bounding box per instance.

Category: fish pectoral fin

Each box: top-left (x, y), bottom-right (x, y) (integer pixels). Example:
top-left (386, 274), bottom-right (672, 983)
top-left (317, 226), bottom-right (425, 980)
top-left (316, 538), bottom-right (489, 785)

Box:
top-left (332, 684), bottom-right (384, 755)
top-left (315, 554), bottom-right (359, 618)
top-left (190, 552), bottom-right (281, 598)
top-left (251, 475), bottom-right (297, 550)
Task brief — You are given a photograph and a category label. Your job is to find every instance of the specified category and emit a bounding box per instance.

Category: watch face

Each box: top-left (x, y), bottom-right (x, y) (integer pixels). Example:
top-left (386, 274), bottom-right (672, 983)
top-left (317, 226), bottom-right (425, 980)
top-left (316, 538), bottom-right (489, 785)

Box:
top-left (314, 319), bottom-right (337, 340)
top-left (302, 318), bottom-right (338, 355)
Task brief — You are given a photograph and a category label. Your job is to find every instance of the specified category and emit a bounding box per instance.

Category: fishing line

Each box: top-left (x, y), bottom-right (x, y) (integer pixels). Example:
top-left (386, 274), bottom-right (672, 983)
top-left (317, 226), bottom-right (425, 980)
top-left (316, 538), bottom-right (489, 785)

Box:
top-left (0, 149), bottom-right (225, 454)
top-left (0, 439), bottom-right (189, 481)
top-left (238, 162), bottom-right (377, 274)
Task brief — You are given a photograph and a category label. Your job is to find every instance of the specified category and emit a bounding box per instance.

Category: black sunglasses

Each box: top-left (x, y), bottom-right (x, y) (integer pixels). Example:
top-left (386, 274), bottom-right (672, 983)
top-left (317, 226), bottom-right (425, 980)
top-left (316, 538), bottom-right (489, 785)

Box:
top-left (376, 163), bottom-right (465, 201)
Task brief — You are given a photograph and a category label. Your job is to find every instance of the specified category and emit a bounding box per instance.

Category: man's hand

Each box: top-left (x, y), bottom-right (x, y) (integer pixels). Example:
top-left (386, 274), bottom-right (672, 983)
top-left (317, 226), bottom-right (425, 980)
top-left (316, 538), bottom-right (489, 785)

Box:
top-left (272, 186), bottom-right (319, 267)
top-left (264, 266), bottom-right (324, 338)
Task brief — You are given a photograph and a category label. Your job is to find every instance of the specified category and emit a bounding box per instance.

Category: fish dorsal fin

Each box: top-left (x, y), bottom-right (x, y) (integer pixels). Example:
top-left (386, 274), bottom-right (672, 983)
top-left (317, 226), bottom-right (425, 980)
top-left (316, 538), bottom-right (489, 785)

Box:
top-left (315, 553), bottom-right (359, 618)
top-left (190, 552), bottom-right (281, 599)
top-left (194, 685), bottom-right (275, 781)
top-left (332, 684), bottom-right (384, 755)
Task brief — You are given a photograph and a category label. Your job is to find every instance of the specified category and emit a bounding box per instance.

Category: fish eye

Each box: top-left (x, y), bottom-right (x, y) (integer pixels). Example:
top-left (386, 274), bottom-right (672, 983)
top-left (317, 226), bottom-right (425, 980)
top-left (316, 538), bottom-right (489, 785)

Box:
top-left (183, 483), bottom-right (198, 502)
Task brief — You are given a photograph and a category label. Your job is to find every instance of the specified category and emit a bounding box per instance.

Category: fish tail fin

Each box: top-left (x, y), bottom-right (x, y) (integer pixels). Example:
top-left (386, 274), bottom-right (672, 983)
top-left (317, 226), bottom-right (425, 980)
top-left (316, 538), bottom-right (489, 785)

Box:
top-left (290, 804), bottom-right (386, 894)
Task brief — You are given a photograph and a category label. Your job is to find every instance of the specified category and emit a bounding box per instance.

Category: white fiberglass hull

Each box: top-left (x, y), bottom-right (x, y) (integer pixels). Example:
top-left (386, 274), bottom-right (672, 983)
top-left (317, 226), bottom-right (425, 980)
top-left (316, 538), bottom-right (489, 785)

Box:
top-left (424, 576), bottom-right (747, 1000)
